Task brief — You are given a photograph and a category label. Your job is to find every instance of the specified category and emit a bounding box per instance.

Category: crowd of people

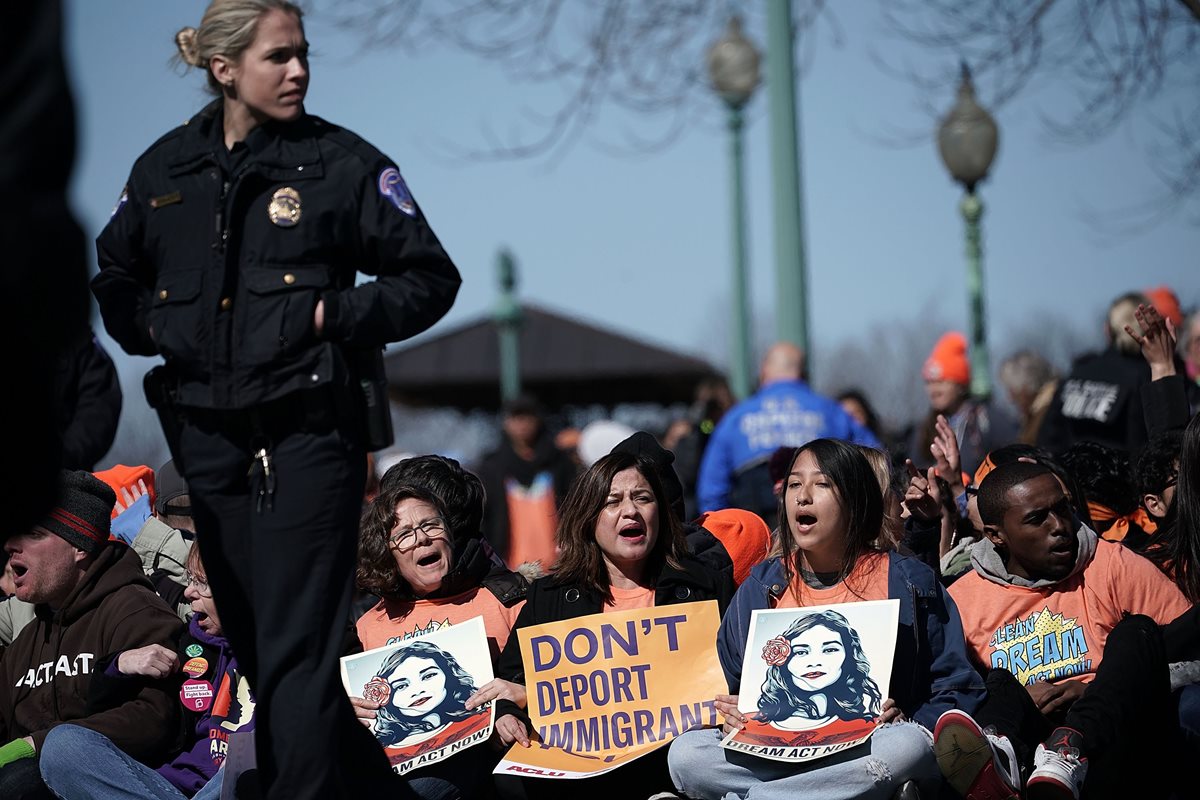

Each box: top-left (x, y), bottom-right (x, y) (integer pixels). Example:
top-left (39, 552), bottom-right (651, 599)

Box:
top-left (4, 282), bottom-right (1196, 800)
top-left (5, 1), bottom-right (1199, 800)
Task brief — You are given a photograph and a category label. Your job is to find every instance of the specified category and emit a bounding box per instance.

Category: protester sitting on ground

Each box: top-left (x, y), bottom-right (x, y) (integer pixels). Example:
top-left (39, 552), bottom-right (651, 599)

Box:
top-left (1134, 431), bottom-right (1182, 530)
top-left (0, 554), bottom-right (37, 651)
top-left (668, 438), bottom-right (984, 800)
top-left (1143, 412), bottom-right (1200, 756)
top-left (103, 459), bottom-right (196, 621)
top-left (906, 439), bottom-right (1098, 589)
top-left (902, 413), bottom-right (970, 574)
top-left (1143, 412), bottom-right (1200, 603)
top-left (857, 444), bottom-right (905, 551)
top-left (610, 430), bottom-right (771, 588)
top-left (1058, 440), bottom-right (1153, 548)
top-left (352, 454), bottom-right (530, 799)
top-left (910, 331), bottom-right (1017, 478)
top-left (934, 461), bottom-right (1192, 799)
top-left (0, 470), bottom-right (183, 800)
top-left (39, 539), bottom-right (253, 800)
top-left (1145, 405), bottom-right (1200, 689)
top-left (494, 450), bottom-right (735, 800)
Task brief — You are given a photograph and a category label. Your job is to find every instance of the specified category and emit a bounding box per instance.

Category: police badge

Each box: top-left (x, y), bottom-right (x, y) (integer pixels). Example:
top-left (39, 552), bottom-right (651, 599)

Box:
top-left (268, 187), bottom-right (302, 227)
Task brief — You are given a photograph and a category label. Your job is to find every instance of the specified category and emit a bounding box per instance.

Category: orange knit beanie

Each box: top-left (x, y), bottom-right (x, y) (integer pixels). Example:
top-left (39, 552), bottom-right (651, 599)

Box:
top-left (923, 332), bottom-right (970, 385)
top-left (92, 464), bottom-right (157, 519)
top-left (1144, 286), bottom-right (1184, 327)
top-left (697, 508), bottom-right (772, 586)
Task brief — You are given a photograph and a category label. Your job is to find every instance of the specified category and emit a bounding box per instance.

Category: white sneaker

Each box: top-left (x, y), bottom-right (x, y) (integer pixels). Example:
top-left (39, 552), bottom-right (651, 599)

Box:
top-left (1027, 734), bottom-right (1088, 800)
top-left (933, 709), bottom-right (1021, 800)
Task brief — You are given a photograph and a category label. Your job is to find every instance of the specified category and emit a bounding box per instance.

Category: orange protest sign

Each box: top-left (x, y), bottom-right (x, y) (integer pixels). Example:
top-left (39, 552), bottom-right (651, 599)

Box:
top-left (494, 600), bottom-right (725, 779)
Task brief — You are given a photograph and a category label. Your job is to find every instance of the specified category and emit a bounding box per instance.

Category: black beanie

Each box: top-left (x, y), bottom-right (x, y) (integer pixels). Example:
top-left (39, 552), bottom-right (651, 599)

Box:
top-left (610, 431), bottom-right (686, 523)
top-left (39, 470), bottom-right (114, 553)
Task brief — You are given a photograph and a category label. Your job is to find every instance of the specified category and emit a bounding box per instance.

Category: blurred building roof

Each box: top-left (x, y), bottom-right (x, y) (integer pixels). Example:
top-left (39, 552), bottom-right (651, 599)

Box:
top-left (383, 303), bottom-right (718, 410)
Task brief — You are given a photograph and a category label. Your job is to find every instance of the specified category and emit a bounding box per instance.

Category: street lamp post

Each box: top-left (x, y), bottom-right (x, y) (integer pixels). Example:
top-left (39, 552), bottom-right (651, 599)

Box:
top-left (765, 0), bottom-right (810, 366)
top-left (494, 248), bottom-right (523, 404)
top-left (937, 63), bottom-right (999, 400)
top-left (706, 16), bottom-right (761, 399)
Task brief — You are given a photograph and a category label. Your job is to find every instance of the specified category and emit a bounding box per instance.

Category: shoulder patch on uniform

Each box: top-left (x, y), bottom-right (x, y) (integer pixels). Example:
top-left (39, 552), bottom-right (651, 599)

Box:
top-left (377, 167), bottom-right (417, 217)
top-left (110, 185), bottom-right (129, 219)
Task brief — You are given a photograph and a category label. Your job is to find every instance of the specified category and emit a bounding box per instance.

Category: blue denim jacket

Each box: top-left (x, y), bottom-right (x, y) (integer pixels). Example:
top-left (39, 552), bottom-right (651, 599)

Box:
top-left (716, 551), bottom-right (985, 730)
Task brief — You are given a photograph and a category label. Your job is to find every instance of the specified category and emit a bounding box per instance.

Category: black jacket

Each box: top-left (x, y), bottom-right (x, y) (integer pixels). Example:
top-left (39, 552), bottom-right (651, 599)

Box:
top-left (493, 553), bottom-right (734, 725)
top-left (54, 328), bottom-right (122, 470)
top-left (93, 101), bottom-right (460, 410)
top-left (1037, 347), bottom-right (1152, 456)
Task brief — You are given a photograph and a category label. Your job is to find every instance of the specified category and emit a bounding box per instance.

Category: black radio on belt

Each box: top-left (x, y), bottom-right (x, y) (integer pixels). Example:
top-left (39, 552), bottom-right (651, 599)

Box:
top-left (144, 364), bottom-right (185, 464)
top-left (350, 347), bottom-right (394, 452)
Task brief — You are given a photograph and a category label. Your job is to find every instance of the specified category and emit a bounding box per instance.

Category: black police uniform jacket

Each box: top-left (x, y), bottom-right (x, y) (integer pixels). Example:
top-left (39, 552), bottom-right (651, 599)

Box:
top-left (92, 100), bottom-right (461, 411)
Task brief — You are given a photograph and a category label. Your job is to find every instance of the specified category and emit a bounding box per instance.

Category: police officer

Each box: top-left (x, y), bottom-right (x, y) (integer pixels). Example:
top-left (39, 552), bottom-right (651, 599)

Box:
top-left (91, 2), bottom-right (461, 799)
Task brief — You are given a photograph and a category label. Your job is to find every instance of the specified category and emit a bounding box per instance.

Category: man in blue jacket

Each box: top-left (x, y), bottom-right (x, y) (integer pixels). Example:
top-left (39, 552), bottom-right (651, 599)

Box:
top-left (697, 342), bottom-right (880, 520)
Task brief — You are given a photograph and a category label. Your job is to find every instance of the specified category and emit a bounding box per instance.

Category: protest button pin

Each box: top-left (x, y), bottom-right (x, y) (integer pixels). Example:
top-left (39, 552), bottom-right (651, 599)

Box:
top-left (182, 657), bottom-right (209, 677)
top-left (180, 679), bottom-right (215, 712)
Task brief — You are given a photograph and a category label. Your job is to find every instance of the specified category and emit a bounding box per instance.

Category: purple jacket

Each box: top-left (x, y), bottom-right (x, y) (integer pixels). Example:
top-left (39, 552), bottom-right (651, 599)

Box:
top-left (155, 617), bottom-right (256, 795)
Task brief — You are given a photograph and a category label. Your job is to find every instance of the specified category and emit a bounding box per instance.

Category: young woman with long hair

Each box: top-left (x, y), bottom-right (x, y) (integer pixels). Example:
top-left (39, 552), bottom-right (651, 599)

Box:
top-left (492, 449), bottom-right (734, 799)
top-left (668, 438), bottom-right (984, 799)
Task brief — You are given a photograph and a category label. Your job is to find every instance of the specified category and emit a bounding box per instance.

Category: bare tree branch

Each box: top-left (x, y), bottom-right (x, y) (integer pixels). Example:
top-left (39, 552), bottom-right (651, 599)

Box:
top-left (322, 0), bottom-right (1200, 229)
top-left (883, 0), bottom-right (1200, 228)
top-left (319, 0), bottom-right (836, 164)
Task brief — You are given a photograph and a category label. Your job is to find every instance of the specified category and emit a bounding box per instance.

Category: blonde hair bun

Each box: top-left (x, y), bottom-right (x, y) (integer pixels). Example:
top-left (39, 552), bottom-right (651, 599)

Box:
top-left (175, 26), bottom-right (202, 67)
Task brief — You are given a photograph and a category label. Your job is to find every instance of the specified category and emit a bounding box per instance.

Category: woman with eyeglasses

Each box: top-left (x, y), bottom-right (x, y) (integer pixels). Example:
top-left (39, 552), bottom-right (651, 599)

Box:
top-left (352, 455), bottom-right (530, 799)
top-left (39, 541), bottom-right (255, 800)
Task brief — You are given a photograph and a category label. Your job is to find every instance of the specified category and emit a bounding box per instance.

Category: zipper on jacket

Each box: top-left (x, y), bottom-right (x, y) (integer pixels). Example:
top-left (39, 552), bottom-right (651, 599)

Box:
top-left (215, 179), bottom-right (230, 253)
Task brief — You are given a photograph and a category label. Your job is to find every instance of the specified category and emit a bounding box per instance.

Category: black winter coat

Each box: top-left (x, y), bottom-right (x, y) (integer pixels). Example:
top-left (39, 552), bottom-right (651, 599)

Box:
top-left (1037, 347), bottom-right (1152, 456)
top-left (54, 327), bottom-right (122, 470)
top-left (493, 553), bottom-right (734, 725)
top-left (93, 101), bottom-right (460, 410)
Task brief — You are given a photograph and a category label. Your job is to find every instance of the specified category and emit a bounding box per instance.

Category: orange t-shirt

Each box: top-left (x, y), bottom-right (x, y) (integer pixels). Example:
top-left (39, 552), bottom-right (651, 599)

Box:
top-left (356, 587), bottom-right (526, 664)
top-left (504, 473), bottom-right (560, 572)
top-left (603, 585), bottom-right (656, 612)
top-left (948, 539), bottom-right (1190, 685)
top-left (775, 552), bottom-right (890, 609)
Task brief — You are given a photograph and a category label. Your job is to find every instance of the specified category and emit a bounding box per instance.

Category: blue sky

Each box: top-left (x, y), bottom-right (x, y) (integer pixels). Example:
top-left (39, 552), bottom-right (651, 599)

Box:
top-left (65, 1), bottom-right (1198, 464)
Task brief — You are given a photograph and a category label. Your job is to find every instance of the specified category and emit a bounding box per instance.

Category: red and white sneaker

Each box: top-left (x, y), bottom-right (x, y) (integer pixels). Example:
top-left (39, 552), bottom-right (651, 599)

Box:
top-left (1026, 727), bottom-right (1088, 800)
top-left (933, 709), bottom-right (1021, 800)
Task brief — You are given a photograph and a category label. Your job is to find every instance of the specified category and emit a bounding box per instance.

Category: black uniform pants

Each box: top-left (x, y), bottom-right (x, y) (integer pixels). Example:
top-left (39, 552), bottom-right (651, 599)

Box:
top-left (176, 405), bottom-right (399, 800)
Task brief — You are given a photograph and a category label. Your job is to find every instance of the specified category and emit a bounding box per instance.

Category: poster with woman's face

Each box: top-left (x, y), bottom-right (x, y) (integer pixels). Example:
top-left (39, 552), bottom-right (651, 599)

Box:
top-left (721, 600), bottom-right (900, 763)
top-left (340, 615), bottom-right (495, 775)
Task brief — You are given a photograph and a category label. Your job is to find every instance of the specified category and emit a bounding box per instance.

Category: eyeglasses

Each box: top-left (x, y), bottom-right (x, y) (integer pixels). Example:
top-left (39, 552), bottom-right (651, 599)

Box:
top-left (185, 570), bottom-right (212, 597)
top-left (387, 518), bottom-right (447, 552)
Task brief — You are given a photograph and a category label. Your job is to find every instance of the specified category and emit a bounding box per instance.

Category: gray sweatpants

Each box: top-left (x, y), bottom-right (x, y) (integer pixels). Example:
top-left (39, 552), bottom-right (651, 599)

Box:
top-left (667, 722), bottom-right (939, 800)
